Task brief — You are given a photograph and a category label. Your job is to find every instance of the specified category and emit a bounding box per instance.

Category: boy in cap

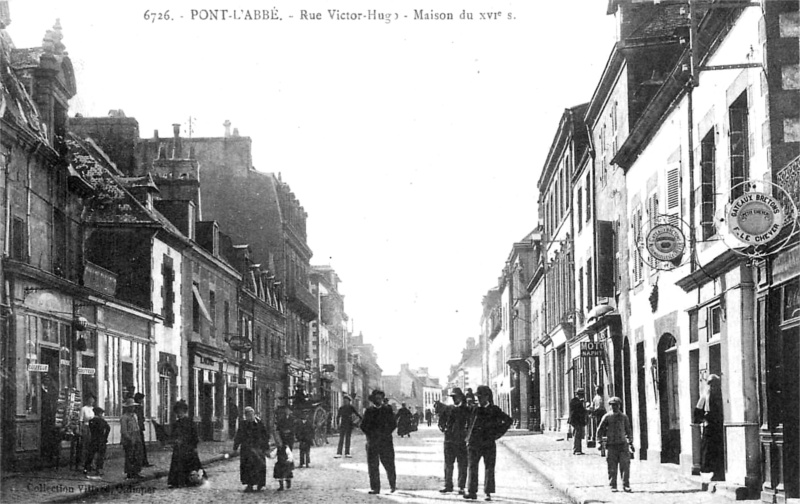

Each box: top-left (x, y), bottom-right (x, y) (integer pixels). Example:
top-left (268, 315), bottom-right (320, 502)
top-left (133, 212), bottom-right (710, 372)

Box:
top-left (86, 407), bottom-right (110, 476)
top-left (439, 387), bottom-right (469, 495)
top-left (595, 396), bottom-right (633, 492)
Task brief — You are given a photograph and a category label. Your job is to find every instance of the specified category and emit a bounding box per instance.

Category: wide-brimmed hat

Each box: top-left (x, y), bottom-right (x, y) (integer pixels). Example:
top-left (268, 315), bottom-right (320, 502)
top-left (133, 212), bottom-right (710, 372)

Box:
top-left (450, 387), bottom-right (466, 398)
top-left (122, 398), bottom-right (138, 408)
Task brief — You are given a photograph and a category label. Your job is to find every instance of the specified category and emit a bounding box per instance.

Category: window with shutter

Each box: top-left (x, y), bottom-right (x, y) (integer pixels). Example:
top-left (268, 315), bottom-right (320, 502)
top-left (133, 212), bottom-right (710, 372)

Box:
top-left (700, 129), bottom-right (717, 240)
top-left (729, 92), bottom-right (750, 200)
top-left (666, 167), bottom-right (681, 226)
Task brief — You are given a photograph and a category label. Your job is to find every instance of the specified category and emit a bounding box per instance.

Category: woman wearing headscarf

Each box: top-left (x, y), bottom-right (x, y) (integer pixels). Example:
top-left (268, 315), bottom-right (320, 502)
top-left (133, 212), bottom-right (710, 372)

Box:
top-left (120, 397), bottom-right (144, 479)
top-left (168, 400), bottom-right (206, 488)
top-left (694, 374), bottom-right (724, 481)
top-left (233, 406), bottom-right (270, 492)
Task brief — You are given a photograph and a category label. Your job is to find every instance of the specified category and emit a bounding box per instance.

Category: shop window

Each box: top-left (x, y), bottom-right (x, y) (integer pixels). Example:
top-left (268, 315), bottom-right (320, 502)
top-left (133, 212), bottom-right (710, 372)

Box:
top-left (783, 279), bottom-right (800, 322)
top-left (161, 257), bottom-right (175, 327)
top-left (209, 290), bottom-right (216, 337)
top-left (11, 216), bottom-right (26, 261)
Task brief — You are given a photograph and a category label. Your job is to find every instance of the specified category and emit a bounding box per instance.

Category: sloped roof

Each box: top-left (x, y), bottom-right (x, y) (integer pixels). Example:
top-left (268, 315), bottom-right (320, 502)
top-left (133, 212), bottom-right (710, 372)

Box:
top-left (1, 40), bottom-right (48, 144)
top-left (626, 4), bottom-right (703, 42)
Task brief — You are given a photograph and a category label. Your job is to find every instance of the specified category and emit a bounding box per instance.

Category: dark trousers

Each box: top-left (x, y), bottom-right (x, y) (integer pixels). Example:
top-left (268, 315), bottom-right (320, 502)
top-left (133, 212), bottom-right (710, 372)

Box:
top-left (366, 439), bottom-right (396, 492)
top-left (571, 424), bottom-right (585, 454)
top-left (606, 444), bottom-right (631, 488)
top-left (140, 430), bottom-right (149, 464)
top-left (85, 443), bottom-right (107, 471)
top-left (299, 441), bottom-right (311, 466)
top-left (467, 442), bottom-right (496, 496)
top-left (443, 441), bottom-right (467, 490)
top-left (337, 427), bottom-right (352, 455)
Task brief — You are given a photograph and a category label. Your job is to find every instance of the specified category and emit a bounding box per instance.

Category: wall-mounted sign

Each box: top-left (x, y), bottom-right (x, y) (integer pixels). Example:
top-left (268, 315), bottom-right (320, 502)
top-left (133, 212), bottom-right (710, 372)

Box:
top-left (646, 224), bottom-right (686, 261)
top-left (727, 191), bottom-right (785, 245)
top-left (580, 341), bottom-right (604, 358)
top-left (60, 359), bottom-right (71, 367)
top-left (228, 336), bottom-right (252, 353)
top-left (77, 367), bottom-right (96, 375)
top-left (28, 363), bottom-right (49, 372)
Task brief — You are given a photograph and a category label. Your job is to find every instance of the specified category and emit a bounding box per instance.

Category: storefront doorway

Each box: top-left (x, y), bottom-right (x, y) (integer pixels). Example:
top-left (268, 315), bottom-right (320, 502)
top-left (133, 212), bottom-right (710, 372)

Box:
top-left (658, 334), bottom-right (681, 464)
top-left (636, 342), bottom-right (649, 460)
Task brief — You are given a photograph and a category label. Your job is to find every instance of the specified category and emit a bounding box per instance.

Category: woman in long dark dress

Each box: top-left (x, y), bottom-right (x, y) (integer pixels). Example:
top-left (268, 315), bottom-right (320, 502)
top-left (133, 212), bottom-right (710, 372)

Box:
top-left (168, 400), bottom-right (205, 488)
top-left (233, 406), bottom-right (270, 492)
top-left (695, 374), bottom-right (724, 481)
top-left (273, 406), bottom-right (295, 490)
top-left (396, 403), bottom-right (413, 437)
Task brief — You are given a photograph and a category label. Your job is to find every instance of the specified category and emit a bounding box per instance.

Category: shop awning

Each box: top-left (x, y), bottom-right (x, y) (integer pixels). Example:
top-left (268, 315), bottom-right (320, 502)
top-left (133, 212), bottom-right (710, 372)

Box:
top-left (192, 284), bottom-right (212, 321)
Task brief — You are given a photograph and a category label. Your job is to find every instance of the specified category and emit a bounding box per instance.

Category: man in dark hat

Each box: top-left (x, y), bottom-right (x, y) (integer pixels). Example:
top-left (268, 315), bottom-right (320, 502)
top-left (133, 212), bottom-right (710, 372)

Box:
top-left (360, 389), bottom-right (397, 494)
top-left (464, 385), bottom-right (512, 501)
top-left (595, 397), bottom-right (633, 492)
top-left (568, 388), bottom-right (587, 455)
top-left (133, 392), bottom-right (152, 466)
top-left (439, 387), bottom-right (470, 495)
top-left (335, 395), bottom-right (362, 458)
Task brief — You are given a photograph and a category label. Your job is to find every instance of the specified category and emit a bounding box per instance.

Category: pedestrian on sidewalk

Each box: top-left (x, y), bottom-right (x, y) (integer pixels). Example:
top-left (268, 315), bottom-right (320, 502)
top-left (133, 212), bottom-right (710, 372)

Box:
top-left (425, 408), bottom-right (433, 427)
top-left (589, 386), bottom-right (606, 446)
top-left (133, 393), bottom-right (152, 467)
top-left (439, 387), bottom-right (469, 495)
top-left (120, 397), bottom-right (144, 479)
top-left (335, 395), bottom-right (361, 458)
top-left (568, 388), bottom-right (587, 455)
top-left (273, 406), bottom-right (295, 490)
top-left (78, 393), bottom-right (96, 473)
top-left (396, 403), bottom-right (413, 438)
top-left (694, 374), bottom-right (724, 481)
top-left (168, 400), bottom-right (207, 488)
top-left (85, 407), bottom-right (109, 476)
top-left (464, 385), bottom-right (513, 501)
top-left (595, 396), bottom-right (633, 493)
top-left (296, 415), bottom-right (314, 468)
top-left (361, 389), bottom-right (397, 495)
top-left (233, 406), bottom-right (270, 492)
top-left (228, 396), bottom-right (239, 440)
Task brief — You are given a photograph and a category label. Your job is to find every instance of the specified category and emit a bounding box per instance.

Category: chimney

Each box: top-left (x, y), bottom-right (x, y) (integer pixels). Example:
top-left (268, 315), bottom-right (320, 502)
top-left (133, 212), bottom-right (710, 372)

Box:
top-left (154, 129), bottom-right (159, 139)
top-left (172, 123), bottom-right (181, 159)
top-left (223, 120), bottom-right (231, 137)
top-left (232, 127), bottom-right (240, 137)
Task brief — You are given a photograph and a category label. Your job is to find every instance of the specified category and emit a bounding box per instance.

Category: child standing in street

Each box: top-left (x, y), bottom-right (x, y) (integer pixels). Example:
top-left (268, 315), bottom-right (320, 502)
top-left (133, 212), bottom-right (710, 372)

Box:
top-left (296, 416), bottom-right (314, 468)
top-left (86, 407), bottom-right (110, 476)
top-left (595, 396), bottom-right (633, 493)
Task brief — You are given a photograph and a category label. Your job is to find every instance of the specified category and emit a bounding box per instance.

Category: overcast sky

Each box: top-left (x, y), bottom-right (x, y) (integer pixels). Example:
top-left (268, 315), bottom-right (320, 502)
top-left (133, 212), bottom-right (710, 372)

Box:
top-left (8, 0), bottom-right (617, 382)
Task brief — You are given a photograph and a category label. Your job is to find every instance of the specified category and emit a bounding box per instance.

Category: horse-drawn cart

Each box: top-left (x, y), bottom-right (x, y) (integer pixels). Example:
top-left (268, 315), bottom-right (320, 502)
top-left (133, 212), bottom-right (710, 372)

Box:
top-left (289, 398), bottom-right (329, 447)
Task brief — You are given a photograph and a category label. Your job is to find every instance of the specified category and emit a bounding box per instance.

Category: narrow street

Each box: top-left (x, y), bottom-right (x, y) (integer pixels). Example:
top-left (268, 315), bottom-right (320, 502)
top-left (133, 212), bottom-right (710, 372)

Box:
top-left (71, 426), bottom-right (569, 504)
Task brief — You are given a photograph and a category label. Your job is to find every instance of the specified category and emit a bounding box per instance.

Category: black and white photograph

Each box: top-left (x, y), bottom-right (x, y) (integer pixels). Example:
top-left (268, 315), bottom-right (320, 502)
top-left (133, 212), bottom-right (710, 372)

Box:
top-left (0, 0), bottom-right (798, 503)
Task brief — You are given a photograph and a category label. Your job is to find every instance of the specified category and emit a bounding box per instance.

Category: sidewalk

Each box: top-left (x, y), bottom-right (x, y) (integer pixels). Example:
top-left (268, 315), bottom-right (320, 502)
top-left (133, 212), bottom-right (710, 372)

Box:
top-left (499, 430), bottom-right (752, 504)
top-left (0, 441), bottom-right (237, 504)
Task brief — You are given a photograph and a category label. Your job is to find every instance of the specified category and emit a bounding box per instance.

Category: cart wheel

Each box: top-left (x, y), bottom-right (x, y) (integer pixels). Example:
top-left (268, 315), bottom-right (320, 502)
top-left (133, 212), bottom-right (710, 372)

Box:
top-left (313, 407), bottom-right (328, 447)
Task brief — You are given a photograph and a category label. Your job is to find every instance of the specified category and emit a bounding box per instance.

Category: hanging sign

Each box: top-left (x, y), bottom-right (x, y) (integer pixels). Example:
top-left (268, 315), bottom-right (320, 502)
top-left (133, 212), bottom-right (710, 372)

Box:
top-left (28, 363), bottom-right (49, 372)
top-left (228, 336), bottom-right (252, 353)
top-left (580, 341), bottom-right (604, 358)
top-left (77, 367), bottom-right (96, 375)
top-left (727, 191), bottom-right (785, 245)
top-left (646, 224), bottom-right (685, 262)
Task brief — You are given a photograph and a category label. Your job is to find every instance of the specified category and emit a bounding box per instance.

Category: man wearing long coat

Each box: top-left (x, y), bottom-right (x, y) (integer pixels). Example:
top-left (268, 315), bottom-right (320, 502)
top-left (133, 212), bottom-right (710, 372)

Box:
top-left (464, 386), bottom-right (512, 501)
top-left (439, 387), bottom-right (470, 495)
top-left (361, 389), bottom-right (397, 494)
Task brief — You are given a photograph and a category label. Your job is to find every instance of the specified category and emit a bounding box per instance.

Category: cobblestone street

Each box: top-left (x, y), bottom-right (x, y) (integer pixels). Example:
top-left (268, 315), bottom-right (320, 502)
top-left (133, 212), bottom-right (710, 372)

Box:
top-left (63, 427), bottom-right (569, 504)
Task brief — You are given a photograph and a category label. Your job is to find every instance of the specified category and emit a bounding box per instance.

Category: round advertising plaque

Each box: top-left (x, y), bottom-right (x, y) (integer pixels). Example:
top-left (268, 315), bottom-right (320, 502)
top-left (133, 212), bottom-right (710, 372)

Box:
top-left (727, 192), bottom-right (785, 245)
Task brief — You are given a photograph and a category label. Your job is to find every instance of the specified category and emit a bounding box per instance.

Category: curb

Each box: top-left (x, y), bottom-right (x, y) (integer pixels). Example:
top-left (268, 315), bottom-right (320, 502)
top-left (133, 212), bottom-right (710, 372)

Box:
top-left (498, 438), bottom-right (592, 504)
top-left (47, 451), bottom-right (239, 504)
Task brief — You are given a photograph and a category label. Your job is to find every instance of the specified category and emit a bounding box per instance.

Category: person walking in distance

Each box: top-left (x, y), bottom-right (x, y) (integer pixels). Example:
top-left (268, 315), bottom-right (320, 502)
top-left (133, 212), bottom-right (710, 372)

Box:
top-left (335, 395), bottom-right (362, 458)
top-left (439, 387), bottom-right (470, 495)
top-left (396, 403), bottom-right (413, 438)
top-left (589, 386), bottom-right (606, 446)
top-left (568, 388), bottom-right (587, 455)
top-left (595, 396), bottom-right (634, 492)
top-left (361, 389), bottom-right (397, 495)
top-left (425, 408), bottom-right (433, 427)
top-left (464, 385), bottom-right (513, 501)
top-left (296, 415), bottom-right (314, 468)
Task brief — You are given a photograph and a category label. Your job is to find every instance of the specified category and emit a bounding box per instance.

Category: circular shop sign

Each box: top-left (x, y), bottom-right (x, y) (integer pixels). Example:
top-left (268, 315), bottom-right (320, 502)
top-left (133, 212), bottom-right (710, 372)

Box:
top-left (646, 224), bottom-right (686, 261)
top-left (228, 336), bottom-right (253, 353)
top-left (727, 192), bottom-right (785, 245)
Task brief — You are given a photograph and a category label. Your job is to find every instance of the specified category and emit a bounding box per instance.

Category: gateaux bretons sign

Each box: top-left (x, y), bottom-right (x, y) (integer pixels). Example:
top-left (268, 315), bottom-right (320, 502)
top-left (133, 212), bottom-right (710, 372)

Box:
top-left (727, 191), bottom-right (785, 245)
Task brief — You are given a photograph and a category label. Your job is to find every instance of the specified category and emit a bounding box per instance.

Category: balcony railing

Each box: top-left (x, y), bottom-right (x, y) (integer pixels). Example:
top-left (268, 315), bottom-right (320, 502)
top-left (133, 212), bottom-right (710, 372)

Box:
top-left (508, 339), bottom-right (531, 361)
top-left (287, 279), bottom-right (319, 320)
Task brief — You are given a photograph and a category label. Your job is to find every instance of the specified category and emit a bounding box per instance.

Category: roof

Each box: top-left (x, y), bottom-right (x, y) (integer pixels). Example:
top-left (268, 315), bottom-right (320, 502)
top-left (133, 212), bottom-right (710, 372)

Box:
top-left (627, 4), bottom-right (692, 41)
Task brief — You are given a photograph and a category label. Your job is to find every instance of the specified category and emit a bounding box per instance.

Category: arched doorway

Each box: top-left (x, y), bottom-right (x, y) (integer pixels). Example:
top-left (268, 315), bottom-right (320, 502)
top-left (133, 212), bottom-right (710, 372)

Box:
top-left (658, 333), bottom-right (681, 464)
